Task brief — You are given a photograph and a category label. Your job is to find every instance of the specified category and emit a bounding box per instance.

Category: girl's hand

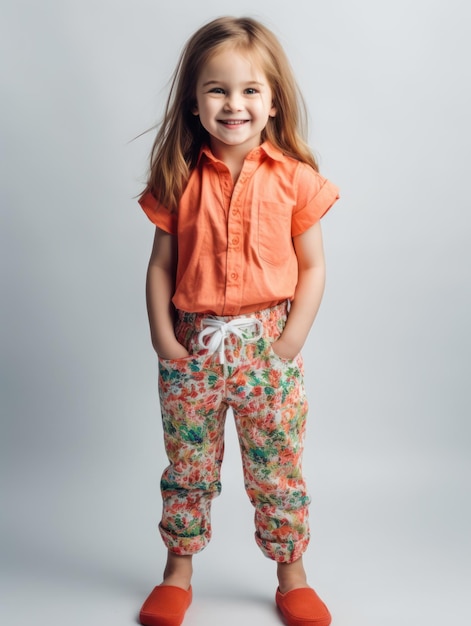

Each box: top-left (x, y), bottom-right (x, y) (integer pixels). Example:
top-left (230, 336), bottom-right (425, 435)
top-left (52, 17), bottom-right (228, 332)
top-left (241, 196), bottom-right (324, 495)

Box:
top-left (270, 337), bottom-right (300, 361)
top-left (157, 341), bottom-right (190, 361)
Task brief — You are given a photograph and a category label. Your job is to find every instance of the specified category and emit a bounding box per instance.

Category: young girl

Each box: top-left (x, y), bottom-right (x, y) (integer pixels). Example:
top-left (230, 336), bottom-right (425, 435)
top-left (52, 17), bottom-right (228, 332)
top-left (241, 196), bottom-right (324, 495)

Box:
top-left (138, 16), bottom-right (339, 626)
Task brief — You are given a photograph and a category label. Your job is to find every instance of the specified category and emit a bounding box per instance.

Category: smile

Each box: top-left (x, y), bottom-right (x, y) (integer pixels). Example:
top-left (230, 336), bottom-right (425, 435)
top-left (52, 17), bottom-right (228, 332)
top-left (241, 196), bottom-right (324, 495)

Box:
top-left (218, 120), bottom-right (249, 125)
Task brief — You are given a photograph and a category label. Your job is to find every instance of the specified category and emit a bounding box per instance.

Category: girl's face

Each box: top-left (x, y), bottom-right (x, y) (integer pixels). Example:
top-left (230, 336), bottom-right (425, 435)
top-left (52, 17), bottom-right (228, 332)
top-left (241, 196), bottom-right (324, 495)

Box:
top-left (193, 48), bottom-right (276, 158)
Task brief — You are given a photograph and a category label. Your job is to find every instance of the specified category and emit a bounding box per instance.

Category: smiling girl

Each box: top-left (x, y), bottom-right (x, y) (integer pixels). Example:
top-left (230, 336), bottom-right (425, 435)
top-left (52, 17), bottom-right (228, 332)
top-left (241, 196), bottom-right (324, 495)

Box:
top-left (137, 16), bottom-right (339, 626)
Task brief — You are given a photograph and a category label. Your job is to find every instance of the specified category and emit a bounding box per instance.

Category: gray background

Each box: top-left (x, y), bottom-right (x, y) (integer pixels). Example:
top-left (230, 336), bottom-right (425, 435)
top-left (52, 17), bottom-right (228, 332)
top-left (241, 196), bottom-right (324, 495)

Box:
top-left (1, 1), bottom-right (470, 624)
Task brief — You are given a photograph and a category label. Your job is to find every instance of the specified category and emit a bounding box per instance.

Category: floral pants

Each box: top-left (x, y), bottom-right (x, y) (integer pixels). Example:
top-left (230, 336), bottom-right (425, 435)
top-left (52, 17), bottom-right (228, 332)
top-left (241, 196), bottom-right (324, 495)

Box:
top-left (157, 301), bottom-right (311, 563)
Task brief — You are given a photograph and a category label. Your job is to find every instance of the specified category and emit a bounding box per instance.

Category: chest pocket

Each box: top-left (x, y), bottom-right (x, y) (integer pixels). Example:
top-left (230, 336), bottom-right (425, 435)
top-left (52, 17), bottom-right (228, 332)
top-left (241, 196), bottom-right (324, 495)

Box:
top-left (257, 201), bottom-right (293, 265)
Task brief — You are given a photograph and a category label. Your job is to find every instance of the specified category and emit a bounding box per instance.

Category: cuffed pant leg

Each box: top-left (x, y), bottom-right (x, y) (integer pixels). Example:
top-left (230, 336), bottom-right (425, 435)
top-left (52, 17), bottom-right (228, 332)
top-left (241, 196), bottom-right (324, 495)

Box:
top-left (158, 355), bottom-right (226, 554)
top-left (231, 345), bottom-right (311, 563)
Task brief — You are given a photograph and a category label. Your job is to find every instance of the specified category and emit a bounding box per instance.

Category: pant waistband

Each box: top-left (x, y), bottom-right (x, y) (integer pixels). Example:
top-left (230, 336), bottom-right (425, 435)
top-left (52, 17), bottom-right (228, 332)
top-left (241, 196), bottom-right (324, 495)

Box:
top-left (176, 301), bottom-right (288, 335)
top-left (176, 301), bottom-right (288, 364)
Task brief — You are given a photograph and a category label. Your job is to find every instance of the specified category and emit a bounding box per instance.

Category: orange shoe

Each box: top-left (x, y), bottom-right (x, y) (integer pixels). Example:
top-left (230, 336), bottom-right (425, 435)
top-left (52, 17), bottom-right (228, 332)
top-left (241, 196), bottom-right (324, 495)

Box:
top-left (139, 585), bottom-right (192, 626)
top-left (276, 587), bottom-right (331, 626)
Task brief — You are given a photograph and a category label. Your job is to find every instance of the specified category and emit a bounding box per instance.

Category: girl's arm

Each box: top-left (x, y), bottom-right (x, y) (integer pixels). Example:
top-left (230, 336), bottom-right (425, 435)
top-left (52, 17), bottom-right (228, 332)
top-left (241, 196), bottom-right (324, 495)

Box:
top-left (146, 227), bottom-right (190, 359)
top-left (272, 221), bottom-right (326, 360)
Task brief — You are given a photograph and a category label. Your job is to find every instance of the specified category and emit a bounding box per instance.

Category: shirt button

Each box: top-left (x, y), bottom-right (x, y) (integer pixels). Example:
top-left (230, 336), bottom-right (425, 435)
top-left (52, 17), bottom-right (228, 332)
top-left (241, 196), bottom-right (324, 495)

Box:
top-left (231, 272), bottom-right (238, 280)
top-left (232, 236), bottom-right (239, 245)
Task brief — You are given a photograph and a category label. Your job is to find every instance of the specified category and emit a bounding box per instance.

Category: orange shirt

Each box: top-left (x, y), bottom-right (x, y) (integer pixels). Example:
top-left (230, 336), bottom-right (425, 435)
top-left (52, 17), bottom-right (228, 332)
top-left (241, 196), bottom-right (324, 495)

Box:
top-left (139, 142), bottom-right (339, 316)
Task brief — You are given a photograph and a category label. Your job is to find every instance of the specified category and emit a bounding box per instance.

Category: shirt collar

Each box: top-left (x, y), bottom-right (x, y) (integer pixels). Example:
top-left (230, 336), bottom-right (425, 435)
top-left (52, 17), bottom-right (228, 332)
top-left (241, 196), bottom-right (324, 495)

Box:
top-left (258, 141), bottom-right (286, 162)
top-left (198, 141), bottom-right (286, 165)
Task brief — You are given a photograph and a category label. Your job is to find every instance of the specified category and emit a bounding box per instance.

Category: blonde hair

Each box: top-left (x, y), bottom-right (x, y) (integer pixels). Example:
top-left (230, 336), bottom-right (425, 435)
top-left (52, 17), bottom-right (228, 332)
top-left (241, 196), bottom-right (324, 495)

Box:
top-left (143, 16), bottom-right (318, 212)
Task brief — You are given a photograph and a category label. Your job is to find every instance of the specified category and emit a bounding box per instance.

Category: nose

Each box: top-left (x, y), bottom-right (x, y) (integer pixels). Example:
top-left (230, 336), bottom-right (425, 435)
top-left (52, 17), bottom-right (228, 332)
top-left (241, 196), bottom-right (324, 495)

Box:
top-left (223, 93), bottom-right (243, 112)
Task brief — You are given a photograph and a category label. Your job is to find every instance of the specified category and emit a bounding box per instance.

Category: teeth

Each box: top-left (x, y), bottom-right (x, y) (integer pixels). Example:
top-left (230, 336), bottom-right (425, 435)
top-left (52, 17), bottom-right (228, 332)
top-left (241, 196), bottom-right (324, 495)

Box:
top-left (222, 120), bottom-right (246, 125)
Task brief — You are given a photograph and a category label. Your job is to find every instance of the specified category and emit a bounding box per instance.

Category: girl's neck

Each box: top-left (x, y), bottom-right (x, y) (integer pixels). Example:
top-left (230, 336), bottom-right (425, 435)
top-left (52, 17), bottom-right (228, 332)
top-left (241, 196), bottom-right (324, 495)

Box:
top-left (224, 156), bottom-right (244, 183)
top-left (209, 138), bottom-right (261, 182)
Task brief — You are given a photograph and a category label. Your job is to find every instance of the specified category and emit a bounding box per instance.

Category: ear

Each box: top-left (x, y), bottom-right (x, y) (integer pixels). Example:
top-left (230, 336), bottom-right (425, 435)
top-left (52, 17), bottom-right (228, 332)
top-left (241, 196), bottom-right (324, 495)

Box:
top-left (269, 102), bottom-right (277, 117)
top-left (191, 101), bottom-right (199, 116)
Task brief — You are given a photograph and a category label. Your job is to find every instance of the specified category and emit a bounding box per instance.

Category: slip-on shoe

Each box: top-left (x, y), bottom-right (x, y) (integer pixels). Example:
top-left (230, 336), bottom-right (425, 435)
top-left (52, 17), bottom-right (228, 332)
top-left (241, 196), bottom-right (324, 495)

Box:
top-left (139, 585), bottom-right (192, 626)
top-left (276, 587), bottom-right (331, 626)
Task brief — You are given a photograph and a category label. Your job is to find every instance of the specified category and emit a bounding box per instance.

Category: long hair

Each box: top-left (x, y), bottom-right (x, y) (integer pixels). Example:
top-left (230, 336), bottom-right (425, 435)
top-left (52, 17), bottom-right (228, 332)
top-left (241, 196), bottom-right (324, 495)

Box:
top-left (143, 16), bottom-right (318, 212)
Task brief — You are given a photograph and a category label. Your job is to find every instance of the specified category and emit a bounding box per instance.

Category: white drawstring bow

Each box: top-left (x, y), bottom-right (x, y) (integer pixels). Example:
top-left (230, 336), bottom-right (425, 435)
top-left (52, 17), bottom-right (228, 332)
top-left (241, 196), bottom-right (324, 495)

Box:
top-left (198, 317), bottom-right (264, 363)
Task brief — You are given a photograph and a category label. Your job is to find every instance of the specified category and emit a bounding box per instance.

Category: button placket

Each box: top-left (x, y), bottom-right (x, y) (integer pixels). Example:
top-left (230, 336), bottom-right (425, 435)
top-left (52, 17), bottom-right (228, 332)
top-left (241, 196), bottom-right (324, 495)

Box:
top-left (221, 160), bottom-right (258, 315)
top-left (223, 185), bottom-right (244, 315)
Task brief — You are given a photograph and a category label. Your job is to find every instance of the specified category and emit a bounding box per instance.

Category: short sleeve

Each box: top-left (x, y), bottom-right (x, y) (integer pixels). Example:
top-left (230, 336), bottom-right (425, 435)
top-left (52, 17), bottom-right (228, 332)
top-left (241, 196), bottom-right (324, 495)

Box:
top-left (138, 191), bottom-right (177, 235)
top-left (291, 164), bottom-right (340, 237)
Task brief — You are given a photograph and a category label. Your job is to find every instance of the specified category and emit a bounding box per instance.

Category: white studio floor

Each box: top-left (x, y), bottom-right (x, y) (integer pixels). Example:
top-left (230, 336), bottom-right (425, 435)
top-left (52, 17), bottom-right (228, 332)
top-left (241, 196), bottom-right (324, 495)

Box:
top-left (2, 434), bottom-right (470, 626)
top-left (3, 560), bottom-right (470, 626)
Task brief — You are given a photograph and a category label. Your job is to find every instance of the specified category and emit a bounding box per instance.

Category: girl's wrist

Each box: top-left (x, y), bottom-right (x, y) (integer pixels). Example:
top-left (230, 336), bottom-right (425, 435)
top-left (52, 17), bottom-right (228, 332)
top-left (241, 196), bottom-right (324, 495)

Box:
top-left (154, 336), bottom-right (189, 360)
top-left (272, 336), bottom-right (302, 360)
